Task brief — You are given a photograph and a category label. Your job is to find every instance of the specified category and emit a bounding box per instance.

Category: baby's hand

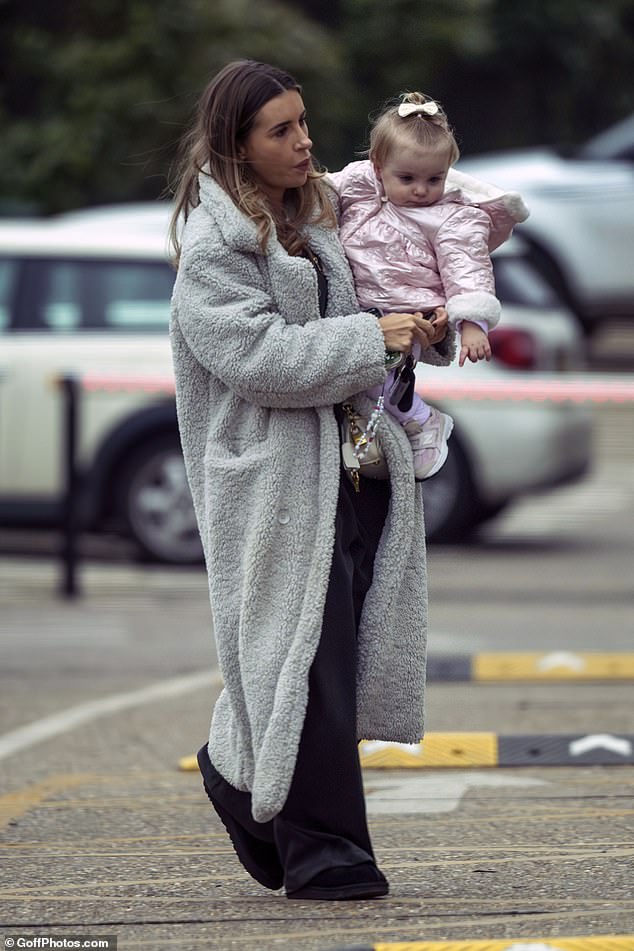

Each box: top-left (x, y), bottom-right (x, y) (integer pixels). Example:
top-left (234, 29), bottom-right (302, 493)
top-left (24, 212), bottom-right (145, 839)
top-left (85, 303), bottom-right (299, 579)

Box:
top-left (459, 321), bottom-right (491, 367)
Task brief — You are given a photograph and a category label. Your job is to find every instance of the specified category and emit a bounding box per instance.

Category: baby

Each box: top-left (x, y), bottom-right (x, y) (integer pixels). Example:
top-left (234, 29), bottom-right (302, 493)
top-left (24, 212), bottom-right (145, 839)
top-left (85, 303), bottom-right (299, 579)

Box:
top-left (329, 92), bottom-right (529, 479)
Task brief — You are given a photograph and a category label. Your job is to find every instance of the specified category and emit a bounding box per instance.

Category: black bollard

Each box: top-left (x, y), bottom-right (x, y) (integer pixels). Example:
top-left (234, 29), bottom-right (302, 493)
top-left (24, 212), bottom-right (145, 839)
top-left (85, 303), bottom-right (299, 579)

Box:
top-left (59, 375), bottom-right (80, 598)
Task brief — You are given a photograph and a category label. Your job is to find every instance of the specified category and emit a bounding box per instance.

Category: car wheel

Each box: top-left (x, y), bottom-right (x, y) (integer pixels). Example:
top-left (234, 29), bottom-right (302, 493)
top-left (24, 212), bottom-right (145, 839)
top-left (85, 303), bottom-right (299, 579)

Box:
top-left (116, 435), bottom-right (203, 564)
top-left (421, 433), bottom-right (478, 542)
top-left (473, 497), bottom-right (510, 523)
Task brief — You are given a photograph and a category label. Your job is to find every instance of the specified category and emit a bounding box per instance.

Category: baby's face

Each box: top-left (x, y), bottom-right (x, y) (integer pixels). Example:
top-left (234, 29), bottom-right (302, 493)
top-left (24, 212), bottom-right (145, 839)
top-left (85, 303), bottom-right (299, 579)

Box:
top-left (374, 145), bottom-right (450, 208)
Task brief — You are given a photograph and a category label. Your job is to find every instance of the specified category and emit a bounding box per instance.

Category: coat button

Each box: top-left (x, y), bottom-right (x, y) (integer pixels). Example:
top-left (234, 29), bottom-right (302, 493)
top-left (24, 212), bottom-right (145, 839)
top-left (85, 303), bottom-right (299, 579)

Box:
top-left (278, 508), bottom-right (290, 525)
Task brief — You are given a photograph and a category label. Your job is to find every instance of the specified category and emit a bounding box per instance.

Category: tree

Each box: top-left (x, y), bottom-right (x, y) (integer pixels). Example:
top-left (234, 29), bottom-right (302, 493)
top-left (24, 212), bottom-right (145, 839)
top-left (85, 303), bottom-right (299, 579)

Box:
top-left (339, 0), bottom-right (497, 154)
top-left (2, 0), bottom-right (633, 213)
top-left (486, 0), bottom-right (634, 147)
top-left (0, 0), bottom-right (353, 212)
top-left (338, 0), bottom-right (634, 155)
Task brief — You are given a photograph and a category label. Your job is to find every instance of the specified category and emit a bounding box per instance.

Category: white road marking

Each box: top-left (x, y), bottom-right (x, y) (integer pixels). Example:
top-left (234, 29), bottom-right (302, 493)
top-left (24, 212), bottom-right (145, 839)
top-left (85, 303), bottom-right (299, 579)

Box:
top-left (0, 669), bottom-right (223, 762)
top-left (364, 771), bottom-right (547, 815)
top-left (569, 734), bottom-right (633, 758)
top-left (536, 651), bottom-right (587, 672)
top-left (505, 945), bottom-right (567, 951)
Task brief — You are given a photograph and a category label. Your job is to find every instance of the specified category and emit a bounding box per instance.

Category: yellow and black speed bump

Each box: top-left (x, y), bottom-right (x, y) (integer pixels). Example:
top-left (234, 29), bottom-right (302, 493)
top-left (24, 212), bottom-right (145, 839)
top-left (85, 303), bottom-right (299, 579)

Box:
top-left (358, 732), bottom-right (634, 768)
top-left (323, 937), bottom-right (634, 950)
top-left (426, 652), bottom-right (634, 682)
top-left (180, 732), bottom-right (634, 772)
top-left (498, 733), bottom-right (634, 766)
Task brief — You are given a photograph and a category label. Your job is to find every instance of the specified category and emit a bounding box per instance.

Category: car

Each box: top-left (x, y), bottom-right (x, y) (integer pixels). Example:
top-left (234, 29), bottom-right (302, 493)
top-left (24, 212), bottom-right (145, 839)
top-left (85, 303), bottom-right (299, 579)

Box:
top-left (458, 115), bottom-right (634, 335)
top-left (579, 113), bottom-right (634, 162)
top-left (418, 233), bottom-right (592, 541)
top-left (0, 205), bottom-right (592, 561)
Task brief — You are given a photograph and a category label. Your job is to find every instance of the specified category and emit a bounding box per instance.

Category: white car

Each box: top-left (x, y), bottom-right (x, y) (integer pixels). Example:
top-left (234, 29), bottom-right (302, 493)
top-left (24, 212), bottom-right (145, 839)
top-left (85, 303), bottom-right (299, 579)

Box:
top-left (458, 115), bottom-right (634, 334)
top-left (0, 206), bottom-right (592, 561)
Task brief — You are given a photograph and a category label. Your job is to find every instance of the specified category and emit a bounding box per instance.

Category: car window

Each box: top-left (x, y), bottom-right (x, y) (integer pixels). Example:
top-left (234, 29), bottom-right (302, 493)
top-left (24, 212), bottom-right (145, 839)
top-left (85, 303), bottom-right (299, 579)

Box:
top-left (43, 263), bottom-right (82, 330)
top-left (0, 258), bottom-right (19, 331)
top-left (18, 259), bottom-right (175, 332)
top-left (493, 256), bottom-right (560, 308)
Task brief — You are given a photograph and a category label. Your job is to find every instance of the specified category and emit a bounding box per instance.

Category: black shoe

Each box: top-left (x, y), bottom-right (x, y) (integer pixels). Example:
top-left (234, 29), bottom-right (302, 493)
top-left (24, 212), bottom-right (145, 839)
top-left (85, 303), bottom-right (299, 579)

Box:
top-left (286, 861), bottom-right (389, 901)
top-left (197, 744), bottom-right (284, 891)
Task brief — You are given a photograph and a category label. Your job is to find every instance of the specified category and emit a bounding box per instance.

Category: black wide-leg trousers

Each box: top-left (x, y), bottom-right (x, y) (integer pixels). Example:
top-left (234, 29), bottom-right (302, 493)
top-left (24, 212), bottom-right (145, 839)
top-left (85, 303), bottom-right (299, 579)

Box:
top-left (207, 470), bottom-right (391, 893)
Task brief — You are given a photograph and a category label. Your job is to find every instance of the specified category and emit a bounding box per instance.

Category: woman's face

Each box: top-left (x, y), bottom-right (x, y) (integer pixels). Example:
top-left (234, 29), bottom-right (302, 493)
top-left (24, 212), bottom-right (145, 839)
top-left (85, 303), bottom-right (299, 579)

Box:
top-left (240, 89), bottom-right (313, 207)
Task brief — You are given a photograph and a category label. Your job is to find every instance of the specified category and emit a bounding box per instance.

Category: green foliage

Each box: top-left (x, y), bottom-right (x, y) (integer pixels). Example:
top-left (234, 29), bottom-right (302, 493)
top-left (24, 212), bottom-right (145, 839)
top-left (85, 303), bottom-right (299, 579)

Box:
top-left (486, 0), bottom-right (634, 146)
top-left (1, 0), bottom-right (633, 213)
top-left (0, 0), bottom-right (352, 212)
top-left (339, 0), bottom-right (496, 153)
top-left (339, 0), bottom-right (634, 154)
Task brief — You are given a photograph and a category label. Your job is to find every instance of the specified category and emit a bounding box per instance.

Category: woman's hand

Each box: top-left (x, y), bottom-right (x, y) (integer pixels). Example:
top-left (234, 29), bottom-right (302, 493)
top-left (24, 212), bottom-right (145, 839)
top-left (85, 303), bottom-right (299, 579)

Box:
top-left (428, 306), bottom-right (449, 346)
top-left (378, 311), bottom-right (441, 353)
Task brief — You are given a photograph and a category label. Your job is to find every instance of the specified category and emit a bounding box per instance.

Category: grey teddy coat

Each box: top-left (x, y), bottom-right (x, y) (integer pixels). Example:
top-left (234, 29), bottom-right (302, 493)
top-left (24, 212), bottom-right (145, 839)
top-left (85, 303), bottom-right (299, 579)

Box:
top-left (170, 173), bottom-right (455, 823)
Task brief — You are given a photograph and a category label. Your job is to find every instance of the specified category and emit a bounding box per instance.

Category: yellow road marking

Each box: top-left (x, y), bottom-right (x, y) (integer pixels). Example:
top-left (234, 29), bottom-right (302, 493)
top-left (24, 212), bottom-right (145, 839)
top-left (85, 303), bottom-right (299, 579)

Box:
top-left (474, 652), bottom-right (634, 681)
top-left (181, 736), bottom-right (501, 770)
top-left (0, 774), bottom-right (90, 831)
top-left (0, 771), bottom-right (201, 828)
top-left (359, 734), bottom-right (498, 768)
top-left (375, 938), bottom-right (634, 950)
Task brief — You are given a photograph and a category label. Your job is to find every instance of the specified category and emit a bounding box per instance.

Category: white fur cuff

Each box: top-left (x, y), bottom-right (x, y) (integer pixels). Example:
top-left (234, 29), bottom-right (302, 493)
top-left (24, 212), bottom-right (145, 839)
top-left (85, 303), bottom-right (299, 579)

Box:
top-left (447, 291), bottom-right (501, 330)
top-left (503, 191), bottom-right (530, 223)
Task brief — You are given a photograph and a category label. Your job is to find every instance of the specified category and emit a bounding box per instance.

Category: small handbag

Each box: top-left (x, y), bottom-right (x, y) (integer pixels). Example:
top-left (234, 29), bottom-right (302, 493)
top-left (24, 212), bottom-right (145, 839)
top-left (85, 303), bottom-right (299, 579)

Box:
top-left (340, 306), bottom-right (436, 488)
top-left (340, 350), bottom-right (416, 489)
top-left (340, 401), bottom-right (389, 490)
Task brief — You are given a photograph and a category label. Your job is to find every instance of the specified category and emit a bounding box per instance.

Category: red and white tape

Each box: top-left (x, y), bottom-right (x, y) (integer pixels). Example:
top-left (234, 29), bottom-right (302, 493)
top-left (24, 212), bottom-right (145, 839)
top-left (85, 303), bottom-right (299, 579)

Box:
top-left (67, 374), bottom-right (634, 404)
top-left (419, 376), bottom-right (634, 404)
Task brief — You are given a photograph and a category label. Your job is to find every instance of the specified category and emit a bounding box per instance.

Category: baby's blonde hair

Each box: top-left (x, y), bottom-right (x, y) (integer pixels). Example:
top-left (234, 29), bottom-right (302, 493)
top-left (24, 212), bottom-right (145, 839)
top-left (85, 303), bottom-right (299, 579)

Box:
top-left (369, 91), bottom-right (460, 168)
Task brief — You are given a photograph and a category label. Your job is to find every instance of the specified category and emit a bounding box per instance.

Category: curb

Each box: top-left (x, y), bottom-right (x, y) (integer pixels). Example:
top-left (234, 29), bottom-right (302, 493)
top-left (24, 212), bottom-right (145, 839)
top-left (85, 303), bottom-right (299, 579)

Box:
top-left (323, 938), bottom-right (634, 950)
top-left (427, 652), bottom-right (634, 682)
top-left (179, 731), bottom-right (634, 772)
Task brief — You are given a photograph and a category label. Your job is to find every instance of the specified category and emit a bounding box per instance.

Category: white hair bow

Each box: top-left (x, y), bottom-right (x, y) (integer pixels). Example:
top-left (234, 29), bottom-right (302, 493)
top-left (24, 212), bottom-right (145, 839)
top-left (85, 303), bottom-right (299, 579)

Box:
top-left (397, 100), bottom-right (439, 118)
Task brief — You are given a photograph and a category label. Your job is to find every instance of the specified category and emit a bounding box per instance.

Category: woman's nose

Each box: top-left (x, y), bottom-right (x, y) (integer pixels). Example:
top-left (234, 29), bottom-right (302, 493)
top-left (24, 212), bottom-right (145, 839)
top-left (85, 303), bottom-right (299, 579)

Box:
top-left (295, 130), bottom-right (312, 150)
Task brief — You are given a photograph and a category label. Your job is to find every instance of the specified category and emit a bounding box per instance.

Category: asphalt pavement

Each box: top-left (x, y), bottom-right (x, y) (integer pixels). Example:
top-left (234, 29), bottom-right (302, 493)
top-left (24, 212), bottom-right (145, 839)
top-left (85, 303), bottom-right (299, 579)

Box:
top-left (1, 402), bottom-right (633, 950)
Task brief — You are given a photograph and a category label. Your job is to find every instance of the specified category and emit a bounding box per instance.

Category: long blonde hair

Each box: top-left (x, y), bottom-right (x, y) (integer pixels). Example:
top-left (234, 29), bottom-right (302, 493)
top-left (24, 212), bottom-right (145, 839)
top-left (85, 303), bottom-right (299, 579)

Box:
top-left (369, 91), bottom-right (460, 168)
top-left (168, 60), bottom-right (335, 264)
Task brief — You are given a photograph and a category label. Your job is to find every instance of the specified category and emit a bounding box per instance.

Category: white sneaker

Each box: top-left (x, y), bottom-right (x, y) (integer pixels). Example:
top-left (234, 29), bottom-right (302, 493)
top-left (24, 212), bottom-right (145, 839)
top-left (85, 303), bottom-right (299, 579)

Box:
top-left (404, 408), bottom-right (454, 480)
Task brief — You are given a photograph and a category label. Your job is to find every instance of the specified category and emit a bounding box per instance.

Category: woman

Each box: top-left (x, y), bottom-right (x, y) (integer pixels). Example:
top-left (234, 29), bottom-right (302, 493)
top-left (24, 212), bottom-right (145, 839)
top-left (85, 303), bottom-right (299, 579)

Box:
top-left (169, 59), bottom-right (454, 901)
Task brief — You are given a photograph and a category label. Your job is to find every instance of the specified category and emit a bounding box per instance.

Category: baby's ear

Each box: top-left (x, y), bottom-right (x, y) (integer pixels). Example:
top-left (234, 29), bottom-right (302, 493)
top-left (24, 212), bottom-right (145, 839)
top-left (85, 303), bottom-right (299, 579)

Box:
top-left (372, 162), bottom-right (383, 181)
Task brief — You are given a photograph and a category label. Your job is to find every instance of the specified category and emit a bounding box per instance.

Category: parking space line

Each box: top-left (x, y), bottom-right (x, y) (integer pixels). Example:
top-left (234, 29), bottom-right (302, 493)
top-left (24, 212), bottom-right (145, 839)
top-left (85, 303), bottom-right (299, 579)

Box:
top-left (0, 668), bottom-right (222, 762)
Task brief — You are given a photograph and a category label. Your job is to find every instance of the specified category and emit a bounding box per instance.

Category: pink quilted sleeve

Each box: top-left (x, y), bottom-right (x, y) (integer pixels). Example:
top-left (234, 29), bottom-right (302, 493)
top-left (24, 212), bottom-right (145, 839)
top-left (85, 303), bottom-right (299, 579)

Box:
top-left (326, 161), bottom-right (378, 214)
top-left (435, 206), bottom-right (501, 330)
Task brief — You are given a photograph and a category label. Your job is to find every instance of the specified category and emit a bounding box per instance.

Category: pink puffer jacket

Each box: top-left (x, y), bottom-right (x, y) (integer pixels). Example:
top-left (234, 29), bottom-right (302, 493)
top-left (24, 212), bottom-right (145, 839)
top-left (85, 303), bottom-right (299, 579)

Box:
top-left (328, 161), bottom-right (529, 330)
